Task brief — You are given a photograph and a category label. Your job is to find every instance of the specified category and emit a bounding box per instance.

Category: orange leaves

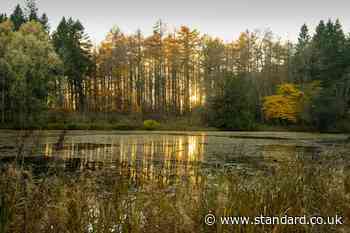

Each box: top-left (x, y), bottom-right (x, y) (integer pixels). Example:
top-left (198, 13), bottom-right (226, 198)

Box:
top-left (263, 83), bottom-right (304, 123)
top-left (177, 26), bottom-right (200, 52)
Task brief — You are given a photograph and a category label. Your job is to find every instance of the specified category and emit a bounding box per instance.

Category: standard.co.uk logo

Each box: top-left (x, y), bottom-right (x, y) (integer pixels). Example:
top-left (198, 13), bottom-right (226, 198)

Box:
top-left (204, 214), bottom-right (344, 226)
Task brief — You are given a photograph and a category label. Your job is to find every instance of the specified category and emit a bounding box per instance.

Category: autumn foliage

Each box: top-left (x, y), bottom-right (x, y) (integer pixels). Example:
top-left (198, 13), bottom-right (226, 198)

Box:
top-left (1, 1), bottom-right (350, 131)
top-left (263, 84), bottom-right (304, 123)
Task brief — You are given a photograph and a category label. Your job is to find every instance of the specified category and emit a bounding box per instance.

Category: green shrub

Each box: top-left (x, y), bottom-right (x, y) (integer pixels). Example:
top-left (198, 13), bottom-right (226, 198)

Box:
top-left (143, 120), bottom-right (160, 130)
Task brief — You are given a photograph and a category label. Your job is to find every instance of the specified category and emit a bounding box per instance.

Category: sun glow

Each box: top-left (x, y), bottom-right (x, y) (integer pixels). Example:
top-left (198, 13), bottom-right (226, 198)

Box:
top-left (190, 94), bottom-right (198, 103)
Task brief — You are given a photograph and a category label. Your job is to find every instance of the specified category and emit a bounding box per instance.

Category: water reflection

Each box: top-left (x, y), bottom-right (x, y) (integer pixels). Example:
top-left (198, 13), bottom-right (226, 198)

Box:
top-left (1, 131), bottom-right (346, 181)
top-left (43, 135), bottom-right (205, 163)
top-left (40, 135), bottom-right (206, 185)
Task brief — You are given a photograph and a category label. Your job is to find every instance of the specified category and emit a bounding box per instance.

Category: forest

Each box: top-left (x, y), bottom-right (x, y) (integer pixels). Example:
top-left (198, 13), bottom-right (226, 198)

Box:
top-left (2, 2), bottom-right (350, 233)
top-left (1, 0), bottom-right (350, 132)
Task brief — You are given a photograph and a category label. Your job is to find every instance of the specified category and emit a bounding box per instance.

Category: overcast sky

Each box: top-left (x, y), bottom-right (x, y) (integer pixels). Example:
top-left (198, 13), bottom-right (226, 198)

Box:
top-left (1, 0), bottom-right (349, 45)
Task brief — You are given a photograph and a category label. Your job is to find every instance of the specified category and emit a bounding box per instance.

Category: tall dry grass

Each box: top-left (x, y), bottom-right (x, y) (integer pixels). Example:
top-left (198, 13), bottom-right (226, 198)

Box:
top-left (0, 158), bottom-right (349, 233)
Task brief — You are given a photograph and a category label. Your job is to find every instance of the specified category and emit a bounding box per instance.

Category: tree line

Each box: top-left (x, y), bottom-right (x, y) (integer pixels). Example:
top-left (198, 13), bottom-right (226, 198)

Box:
top-left (0, 1), bottom-right (349, 131)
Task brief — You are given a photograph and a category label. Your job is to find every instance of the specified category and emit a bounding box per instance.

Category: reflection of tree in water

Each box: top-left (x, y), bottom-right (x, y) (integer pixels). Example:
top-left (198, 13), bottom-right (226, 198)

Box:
top-left (41, 135), bottom-right (206, 185)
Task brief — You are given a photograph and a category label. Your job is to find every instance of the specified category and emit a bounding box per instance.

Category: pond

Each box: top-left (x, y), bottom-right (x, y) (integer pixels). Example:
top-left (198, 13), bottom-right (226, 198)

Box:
top-left (1, 130), bottom-right (350, 232)
top-left (0, 130), bottom-right (349, 174)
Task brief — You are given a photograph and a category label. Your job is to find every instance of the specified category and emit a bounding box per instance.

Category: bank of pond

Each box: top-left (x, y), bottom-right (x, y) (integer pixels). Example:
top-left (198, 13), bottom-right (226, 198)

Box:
top-left (0, 130), bottom-right (349, 233)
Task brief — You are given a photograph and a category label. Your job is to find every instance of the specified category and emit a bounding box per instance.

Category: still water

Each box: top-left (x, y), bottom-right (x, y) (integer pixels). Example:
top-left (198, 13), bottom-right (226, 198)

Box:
top-left (0, 130), bottom-right (349, 175)
top-left (1, 131), bottom-right (349, 232)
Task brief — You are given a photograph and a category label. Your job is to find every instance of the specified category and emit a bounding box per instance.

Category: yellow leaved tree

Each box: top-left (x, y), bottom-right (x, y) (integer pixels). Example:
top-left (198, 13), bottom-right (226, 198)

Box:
top-left (263, 84), bottom-right (304, 123)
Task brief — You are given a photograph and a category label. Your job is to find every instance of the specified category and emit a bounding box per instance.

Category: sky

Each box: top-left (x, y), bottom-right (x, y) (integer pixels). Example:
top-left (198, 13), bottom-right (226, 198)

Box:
top-left (1, 0), bottom-right (349, 45)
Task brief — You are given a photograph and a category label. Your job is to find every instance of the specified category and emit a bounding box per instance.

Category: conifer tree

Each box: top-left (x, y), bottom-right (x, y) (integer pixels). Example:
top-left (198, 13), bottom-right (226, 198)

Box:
top-left (0, 14), bottom-right (7, 23)
top-left (25, 0), bottom-right (39, 21)
top-left (296, 24), bottom-right (310, 51)
top-left (52, 17), bottom-right (93, 112)
top-left (39, 13), bottom-right (49, 31)
top-left (10, 5), bottom-right (26, 31)
top-left (292, 24), bottom-right (312, 84)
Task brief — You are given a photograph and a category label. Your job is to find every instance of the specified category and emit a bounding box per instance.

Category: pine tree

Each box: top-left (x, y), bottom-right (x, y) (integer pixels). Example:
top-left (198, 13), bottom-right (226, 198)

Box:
top-left (312, 19), bottom-right (346, 86)
top-left (39, 13), bottom-right (49, 31)
top-left (150, 20), bottom-right (165, 112)
top-left (0, 14), bottom-right (7, 23)
top-left (52, 17), bottom-right (93, 112)
top-left (313, 20), bottom-right (326, 46)
top-left (202, 36), bottom-right (226, 100)
top-left (292, 24), bottom-right (312, 84)
top-left (296, 24), bottom-right (310, 51)
top-left (10, 5), bottom-right (26, 30)
top-left (177, 26), bottom-right (200, 113)
top-left (25, 0), bottom-right (38, 21)
top-left (310, 19), bottom-right (348, 129)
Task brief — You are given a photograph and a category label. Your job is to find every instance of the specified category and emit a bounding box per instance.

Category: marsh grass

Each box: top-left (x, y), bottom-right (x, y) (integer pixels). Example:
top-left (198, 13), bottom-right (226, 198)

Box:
top-left (0, 157), bottom-right (350, 233)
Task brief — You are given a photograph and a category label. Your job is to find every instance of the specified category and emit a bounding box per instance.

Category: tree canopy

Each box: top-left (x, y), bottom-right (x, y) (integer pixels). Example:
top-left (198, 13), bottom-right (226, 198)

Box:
top-left (0, 2), bottom-right (350, 131)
